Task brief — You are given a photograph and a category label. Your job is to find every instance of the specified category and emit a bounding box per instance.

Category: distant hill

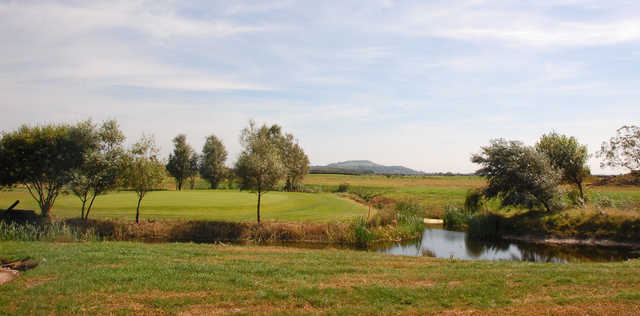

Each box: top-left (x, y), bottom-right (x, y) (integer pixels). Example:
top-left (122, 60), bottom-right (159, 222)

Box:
top-left (311, 160), bottom-right (425, 175)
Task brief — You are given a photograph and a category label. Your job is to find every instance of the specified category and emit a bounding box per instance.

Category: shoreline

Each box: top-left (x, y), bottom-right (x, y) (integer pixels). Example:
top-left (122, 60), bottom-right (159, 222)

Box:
top-left (502, 235), bottom-right (640, 250)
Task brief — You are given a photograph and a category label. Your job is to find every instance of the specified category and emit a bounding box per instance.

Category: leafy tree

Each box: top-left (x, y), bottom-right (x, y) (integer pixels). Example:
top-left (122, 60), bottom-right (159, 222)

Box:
top-left (472, 139), bottom-right (562, 212)
top-left (123, 135), bottom-right (165, 223)
top-left (261, 125), bottom-right (310, 192)
top-left (535, 132), bottom-right (590, 201)
top-left (188, 152), bottom-right (200, 190)
top-left (235, 121), bottom-right (285, 223)
top-left (68, 120), bottom-right (127, 220)
top-left (199, 135), bottom-right (227, 189)
top-left (0, 122), bottom-right (93, 217)
top-left (598, 125), bottom-right (640, 172)
top-left (223, 167), bottom-right (235, 189)
top-left (166, 134), bottom-right (195, 190)
top-left (280, 134), bottom-right (310, 192)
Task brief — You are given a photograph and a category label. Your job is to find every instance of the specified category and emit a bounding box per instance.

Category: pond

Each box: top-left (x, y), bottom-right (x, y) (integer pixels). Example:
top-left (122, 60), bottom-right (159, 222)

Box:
top-left (374, 226), bottom-right (640, 263)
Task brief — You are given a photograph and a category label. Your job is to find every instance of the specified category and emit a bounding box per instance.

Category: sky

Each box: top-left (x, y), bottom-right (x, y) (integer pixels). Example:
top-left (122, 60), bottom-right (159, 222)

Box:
top-left (1, 0), bottom-right (639, 174)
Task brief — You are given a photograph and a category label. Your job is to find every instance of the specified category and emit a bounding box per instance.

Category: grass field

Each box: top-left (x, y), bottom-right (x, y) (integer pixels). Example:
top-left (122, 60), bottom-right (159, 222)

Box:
top-left (1, 174), bottom-right (638, 222)
top-left (303, 174), bottom-right (640, 218)
top-left (0, 190), bottom-right (368, 222)
top-left (1, 241), bottom-right (639, 315)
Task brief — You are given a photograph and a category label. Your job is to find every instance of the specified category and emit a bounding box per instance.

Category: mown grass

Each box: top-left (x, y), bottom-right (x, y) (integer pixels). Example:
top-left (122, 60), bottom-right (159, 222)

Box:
top-left (0, 190), bottom-right (367, 222)
top-left (1, 241), bottom-right (639, 315)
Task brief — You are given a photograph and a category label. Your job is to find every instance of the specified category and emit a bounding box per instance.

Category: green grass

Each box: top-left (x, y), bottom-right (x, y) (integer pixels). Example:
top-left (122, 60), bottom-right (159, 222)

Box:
top-left (304, 174), bottom-right (640, 219)
top-left (0, 190), bottom-right (367, 222)
top-left (1, 241), bottom-right (639, 315)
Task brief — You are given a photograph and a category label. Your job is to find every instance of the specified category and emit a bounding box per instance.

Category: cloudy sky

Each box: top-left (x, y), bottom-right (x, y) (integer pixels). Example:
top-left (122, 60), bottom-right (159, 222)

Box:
top-left (1, 0), bottom-right (639, 174)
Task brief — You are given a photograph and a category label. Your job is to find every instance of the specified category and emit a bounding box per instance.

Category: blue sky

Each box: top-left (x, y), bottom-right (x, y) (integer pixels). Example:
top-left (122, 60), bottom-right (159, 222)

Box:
top-left (1, 0), bottom-right (639, 174)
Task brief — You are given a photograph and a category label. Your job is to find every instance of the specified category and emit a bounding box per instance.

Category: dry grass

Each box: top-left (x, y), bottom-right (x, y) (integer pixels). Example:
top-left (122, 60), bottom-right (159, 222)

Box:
top-left (303, 174), bottom-right (485, 188)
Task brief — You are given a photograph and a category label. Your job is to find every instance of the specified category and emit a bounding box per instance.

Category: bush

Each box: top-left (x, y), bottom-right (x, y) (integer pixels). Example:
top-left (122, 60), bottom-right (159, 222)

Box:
top-left (595, 195), bottom-right (615, 208)
top-left (336, 183), bottom-right (350, 193)
top-left (567, 189), bottom-right (586, 207)
top-left (442, 205), bottom-right (471, 231)
top-left (464, 188), bottom-right (485, 213)
top-left (352, 217), bottom-right (373, 247)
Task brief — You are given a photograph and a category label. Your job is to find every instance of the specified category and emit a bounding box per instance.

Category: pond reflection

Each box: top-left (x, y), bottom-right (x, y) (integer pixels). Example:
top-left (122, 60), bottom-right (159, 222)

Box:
top-left (374, 227), bottom-right (640, 262)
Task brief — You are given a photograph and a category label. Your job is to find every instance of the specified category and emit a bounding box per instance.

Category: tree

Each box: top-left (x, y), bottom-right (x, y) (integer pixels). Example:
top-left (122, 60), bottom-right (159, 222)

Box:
top-left (123, 135), bottom-right (165, 224)
top-left (235, 121), bottom-right (285, 223)
top-left (0, 122), bottom-right (93, 217)
top-left (188, 152), bottom-right (200, 190)
top-left (598, 125), bottom-right (640, 172)
top-left (260, 125), bottom-right (310, 192)
top-left (472, 139), bottom-right (562, 212)
top-left (280, 134), bottom-right (310, 192)
top-left (535, 132), bottom-right (590, 201)
top-left (199, 135), bottom-right (227, 189)
top-left (68, 120), bottom-right (127, 220)
top-left (166, 134), bottom-right (195, 190)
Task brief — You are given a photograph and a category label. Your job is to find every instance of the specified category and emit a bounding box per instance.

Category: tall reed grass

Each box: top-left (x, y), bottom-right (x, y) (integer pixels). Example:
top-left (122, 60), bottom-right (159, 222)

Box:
top-left (0, 221), bottom-right (99, 242)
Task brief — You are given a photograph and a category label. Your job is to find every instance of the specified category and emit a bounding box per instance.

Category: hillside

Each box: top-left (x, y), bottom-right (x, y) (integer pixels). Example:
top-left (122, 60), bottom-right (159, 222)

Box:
top-left (312, 160), bottom-right (425, 175)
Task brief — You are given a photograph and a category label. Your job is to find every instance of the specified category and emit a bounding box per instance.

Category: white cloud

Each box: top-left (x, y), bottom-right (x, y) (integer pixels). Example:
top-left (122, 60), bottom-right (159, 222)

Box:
top-left (379, 2), bottom-right (640, 48)
top-left (0, 1), bottom-right (264, 40)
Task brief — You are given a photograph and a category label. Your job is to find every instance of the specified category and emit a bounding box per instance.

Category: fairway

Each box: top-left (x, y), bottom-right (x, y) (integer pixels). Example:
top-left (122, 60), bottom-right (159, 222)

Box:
top-left (0, 190), bottom-right (368, 222)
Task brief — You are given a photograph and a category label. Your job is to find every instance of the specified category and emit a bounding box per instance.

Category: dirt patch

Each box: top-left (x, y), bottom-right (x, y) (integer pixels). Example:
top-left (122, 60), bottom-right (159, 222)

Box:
top-left (179, 301), bottom-right (326, 316)
top-left (320, 274), bottom-right (435, 289)
top-left (0, 268), bottom-right (20, 285)
top-left (221, 246), bottom-right (309, 254)
top-left (439, 301), bottom-right (640, 316)
top-left (24, 275), bottom-right (55, 288)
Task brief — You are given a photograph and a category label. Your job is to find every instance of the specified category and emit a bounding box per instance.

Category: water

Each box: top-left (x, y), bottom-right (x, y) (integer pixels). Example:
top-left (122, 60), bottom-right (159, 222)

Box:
top-left (375, 226), bottom-right (640, 262)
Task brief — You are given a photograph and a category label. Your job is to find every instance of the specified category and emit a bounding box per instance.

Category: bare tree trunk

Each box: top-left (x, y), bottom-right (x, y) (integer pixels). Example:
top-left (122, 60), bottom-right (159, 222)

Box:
top-left (85, 193), bottom-right (97, 221)
top-left (257, 190), bottom-right (261, 223)
top-left (541, 199), bottom-right (552, 212)
top-left (136, 197), bottom-right (142, 224)
top-left (577, 181), bottom-right (585, 200)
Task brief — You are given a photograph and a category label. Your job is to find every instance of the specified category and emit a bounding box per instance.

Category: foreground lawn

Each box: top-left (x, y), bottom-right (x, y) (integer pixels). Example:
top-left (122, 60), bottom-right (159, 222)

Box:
top-left (1, 241), bottom-right (639, 315)
top-left (0, 190), bottom-right (367, 222)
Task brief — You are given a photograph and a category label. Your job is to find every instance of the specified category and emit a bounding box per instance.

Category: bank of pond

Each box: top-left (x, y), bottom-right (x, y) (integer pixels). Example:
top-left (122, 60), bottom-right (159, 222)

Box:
top-left (2, 214), bottom-right (639, 264)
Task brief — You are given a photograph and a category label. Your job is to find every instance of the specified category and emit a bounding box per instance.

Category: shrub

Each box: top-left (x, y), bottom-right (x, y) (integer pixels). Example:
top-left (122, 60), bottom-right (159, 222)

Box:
top-left (336, 183), bottom-right (350, 193)
top-left (567, 189), bottom-right (586, 207)
top-left (352, 217), bottom-right (373, 247)
top-left (464, 188), bottom-right (485, 214)
top-left (442, 205), bottom-right (471, 231)
top-left (595, 195), bottom-right (615, 208)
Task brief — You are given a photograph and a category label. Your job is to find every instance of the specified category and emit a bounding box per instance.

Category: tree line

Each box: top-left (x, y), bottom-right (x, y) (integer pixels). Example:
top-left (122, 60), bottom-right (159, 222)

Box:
top-left (0, 119), bottom-right (309, 223)
top-left (472, 125), bottom-right (639, 212)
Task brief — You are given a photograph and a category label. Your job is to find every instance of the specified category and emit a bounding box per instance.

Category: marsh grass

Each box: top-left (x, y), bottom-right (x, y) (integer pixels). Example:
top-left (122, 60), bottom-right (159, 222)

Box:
top-left (0, 221), bottom-right (99, 242)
